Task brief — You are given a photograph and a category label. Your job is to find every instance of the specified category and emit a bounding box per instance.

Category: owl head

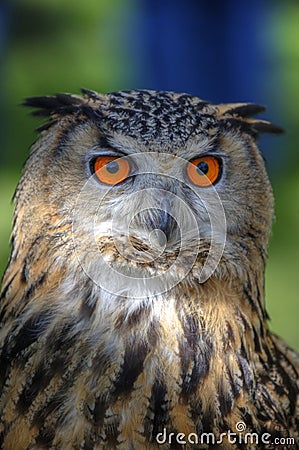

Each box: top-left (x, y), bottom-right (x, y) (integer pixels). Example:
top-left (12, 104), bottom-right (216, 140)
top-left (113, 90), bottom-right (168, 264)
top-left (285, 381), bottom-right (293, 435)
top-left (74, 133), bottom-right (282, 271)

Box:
top-left (19, 89), bottom-right (281, 300)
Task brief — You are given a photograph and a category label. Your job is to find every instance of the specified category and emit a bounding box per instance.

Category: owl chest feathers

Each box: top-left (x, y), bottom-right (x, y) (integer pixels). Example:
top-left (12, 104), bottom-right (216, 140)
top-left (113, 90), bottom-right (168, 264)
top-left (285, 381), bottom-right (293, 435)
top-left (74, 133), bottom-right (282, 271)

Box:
top-left (0, 249), bottom-right (297, 448)
top-left (19, 275), bottom-right (260, 440)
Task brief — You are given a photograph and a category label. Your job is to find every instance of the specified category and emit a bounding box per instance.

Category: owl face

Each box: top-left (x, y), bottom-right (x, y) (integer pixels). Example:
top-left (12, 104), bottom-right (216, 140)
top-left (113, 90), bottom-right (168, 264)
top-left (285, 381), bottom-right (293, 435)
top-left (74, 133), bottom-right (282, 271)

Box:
top-left (23, 90), bottom-right (276, 298)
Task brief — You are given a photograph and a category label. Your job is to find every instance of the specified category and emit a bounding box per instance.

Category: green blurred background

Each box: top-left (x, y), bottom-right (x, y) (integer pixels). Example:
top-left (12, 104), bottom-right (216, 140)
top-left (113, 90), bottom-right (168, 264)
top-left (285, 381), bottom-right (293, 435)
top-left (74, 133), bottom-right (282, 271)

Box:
top-left (0, 1), bottom-right (298, 349)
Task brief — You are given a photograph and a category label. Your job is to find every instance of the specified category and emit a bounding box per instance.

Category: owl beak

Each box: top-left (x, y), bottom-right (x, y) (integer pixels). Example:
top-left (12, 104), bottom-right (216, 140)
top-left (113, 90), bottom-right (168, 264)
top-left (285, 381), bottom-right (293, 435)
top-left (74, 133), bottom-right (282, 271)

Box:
top-left (146, 207), bottom-right (176, 243)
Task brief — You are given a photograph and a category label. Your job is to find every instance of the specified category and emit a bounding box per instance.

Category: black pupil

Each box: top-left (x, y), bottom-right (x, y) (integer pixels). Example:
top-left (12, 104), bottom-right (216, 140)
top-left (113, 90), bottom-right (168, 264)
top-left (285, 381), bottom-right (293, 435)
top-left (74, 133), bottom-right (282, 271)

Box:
top-left (196, 161), bottom-right (209, 175)
top-left (106, 161), bottom-right (119, 174)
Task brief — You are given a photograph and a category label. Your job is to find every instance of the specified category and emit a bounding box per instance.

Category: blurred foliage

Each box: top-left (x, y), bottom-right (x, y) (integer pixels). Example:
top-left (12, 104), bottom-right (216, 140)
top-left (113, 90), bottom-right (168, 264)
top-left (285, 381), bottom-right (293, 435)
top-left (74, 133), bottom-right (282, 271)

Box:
top-left (266, 173), bottom-right (299, 349)
top-left (0, 1), bottom-right (298, 350)
top-left (1, 0), bottom-right (132, 168)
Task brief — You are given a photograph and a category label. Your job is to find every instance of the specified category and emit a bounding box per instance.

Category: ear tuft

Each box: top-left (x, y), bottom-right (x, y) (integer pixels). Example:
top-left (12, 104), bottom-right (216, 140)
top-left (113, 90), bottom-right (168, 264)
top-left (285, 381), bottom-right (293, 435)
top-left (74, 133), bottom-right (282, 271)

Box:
top-left (22, 93), bottom-right (85, 117)
top-left (216, 102), bottom-right (284, 135)
top-left (246, 119), bottom-right (284, 135)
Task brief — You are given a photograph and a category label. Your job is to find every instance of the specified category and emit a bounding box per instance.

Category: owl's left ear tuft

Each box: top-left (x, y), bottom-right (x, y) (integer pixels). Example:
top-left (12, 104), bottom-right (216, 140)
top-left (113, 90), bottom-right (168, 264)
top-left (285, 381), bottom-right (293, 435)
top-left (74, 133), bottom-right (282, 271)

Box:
top-left (244, 118), bottom-right (284, 135)
top-left (216, 102), bottom-right (284, 136)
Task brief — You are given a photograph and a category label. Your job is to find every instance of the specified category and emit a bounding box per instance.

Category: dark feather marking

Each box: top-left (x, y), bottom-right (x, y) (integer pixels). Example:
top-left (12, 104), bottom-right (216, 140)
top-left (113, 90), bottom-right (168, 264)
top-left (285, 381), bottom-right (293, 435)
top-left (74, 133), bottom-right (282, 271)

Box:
top-left (180, 343), bottom-right (211, 397)
top-left (189, 399), bottom-right (203, 429)
top-left (0, 302), bottom-right (7, 326)
top-left (93, 396), bottom-right (107, 428)
top-left (97, 134), bottom-right (116, 150)
top-left (255, 384), bottom-right (287, 425)
top-left (113, 342), bottom-right (149, 397)
top-left (271, 341), bottom-right (298, 416)
top-left (82, 435), bottom-right (95, 450)
top-left (237, 354), bottom-right (254, 392)
top-left (0, 431), bottom-right (4, 448)
top-left (80, 105), bottom-right (102, 123)
top-left (52, 118), bottom-right (85, 158)
top-left (20, 235), bottom-right (45, 282)
top-left (0, 311), bottom-right (52, 385)
top-left (0, 272), bottom-right (17, 302)
top-left (91, 348), bottom-right (113, 382)
top-left (114, 308), bottom-right (144, 330)
top-left (104, 417), bottom-right (120, 447)
top-left (245, 230), bottom-right (258, 241)
top-left (0, 352), bottom-right (10, 388)
top-left (147, 319), bottom-right (159, 347)
top-left (34, 426), bottom-right (56, 447)
top-left (226, 321), bottom-right (235, 343)
top-left (218, 383), bottom-right (233, 416)
top-left (243, 286), bottom-right (260, 313)
top-left (243, 272), bottom-right (266, 321)
top-left (200, 408), bottom-right (214, 433)
top-left (0, 271), bottom-right (18, 324)
top-left (144, 380), bottom-right (168, 442)
top-left (239, 408), bottom-right (255, 431)
top-left (44, 322), bottom-right (77, 355)
top-left (16, 356), bottom-right (65, 414)
top-left (80, 298), bottom-right (96, 321)
top-left (263, 341), bottom-right (275, 367)
top-left (21, 263), bottom-right (29, 283)
top-left (2, 313), bottom-right (50, 361)
top-left (79, 282), bottom-right (97, 320)
top-left (32, 379), bottom-right (74, 430)
top-left (92, 346), bottom-right (130, 426)
top-left (252, 326), bottom-right (262, 353)
top-left (240, 341), bottom-right (249, 360)
top-left (226, 365), bottom-right (242, 398)
top-left (222, 321), bottom-right (236, 352)
top-left (22, 272), bottom-right (46, 301)
top-left (179, 314), bottom-right (212, 397)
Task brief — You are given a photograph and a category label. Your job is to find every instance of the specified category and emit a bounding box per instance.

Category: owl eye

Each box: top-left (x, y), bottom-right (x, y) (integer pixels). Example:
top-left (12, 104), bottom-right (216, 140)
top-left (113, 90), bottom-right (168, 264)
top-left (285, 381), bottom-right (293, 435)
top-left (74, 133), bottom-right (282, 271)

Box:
top-left (93, 156), bottom-right (131, 185)
top-left (187, 156), bottom-right (221, 186)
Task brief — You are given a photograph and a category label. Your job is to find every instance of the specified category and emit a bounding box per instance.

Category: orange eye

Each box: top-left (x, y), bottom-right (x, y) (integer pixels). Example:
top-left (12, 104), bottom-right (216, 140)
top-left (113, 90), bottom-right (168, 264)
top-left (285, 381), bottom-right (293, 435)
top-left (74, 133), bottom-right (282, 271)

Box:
top-left (93, 156), bottom-right (131, 185)
top-left (187, 156), bottom-right (220, 187)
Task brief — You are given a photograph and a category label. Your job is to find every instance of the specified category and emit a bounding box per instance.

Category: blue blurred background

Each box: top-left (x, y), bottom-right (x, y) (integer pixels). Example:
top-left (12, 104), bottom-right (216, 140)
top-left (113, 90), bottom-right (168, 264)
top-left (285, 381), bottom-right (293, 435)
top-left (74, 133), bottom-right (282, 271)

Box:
top-left (0, 0), bottom-right (298, 348)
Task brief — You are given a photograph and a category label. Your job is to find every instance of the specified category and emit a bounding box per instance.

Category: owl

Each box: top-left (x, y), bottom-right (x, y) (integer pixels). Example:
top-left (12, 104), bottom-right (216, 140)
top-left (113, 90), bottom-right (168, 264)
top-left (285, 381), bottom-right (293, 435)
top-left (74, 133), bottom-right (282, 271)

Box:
top-left (0, 89), bottom-right (298, 450)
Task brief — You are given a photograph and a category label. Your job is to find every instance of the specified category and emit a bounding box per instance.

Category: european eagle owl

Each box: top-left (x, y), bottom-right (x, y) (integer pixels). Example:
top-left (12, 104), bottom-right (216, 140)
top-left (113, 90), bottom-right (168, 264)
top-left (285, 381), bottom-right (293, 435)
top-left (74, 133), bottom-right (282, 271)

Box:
top-left (0, 89), bottom-right (298, 450)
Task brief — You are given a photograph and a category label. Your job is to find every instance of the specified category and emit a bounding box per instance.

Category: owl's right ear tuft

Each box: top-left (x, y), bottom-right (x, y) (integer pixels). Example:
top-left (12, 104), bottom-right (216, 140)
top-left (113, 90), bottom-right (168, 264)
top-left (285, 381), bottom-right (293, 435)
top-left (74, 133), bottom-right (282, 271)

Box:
top-left (22, 93), bottom-right (85, 117)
